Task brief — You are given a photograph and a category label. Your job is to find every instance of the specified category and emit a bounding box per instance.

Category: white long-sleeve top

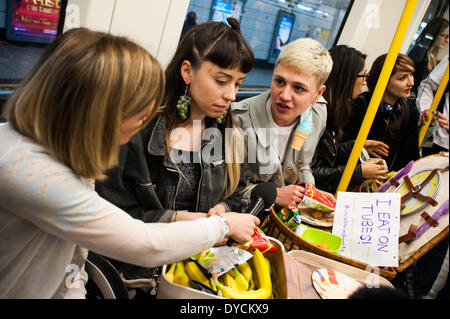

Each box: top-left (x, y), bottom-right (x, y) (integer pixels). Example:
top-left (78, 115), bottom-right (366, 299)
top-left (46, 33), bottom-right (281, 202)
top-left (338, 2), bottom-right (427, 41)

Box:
top-left (0, 122), bottom-right (228, 298)
top-left (417, 54), bottom-right (449, 150)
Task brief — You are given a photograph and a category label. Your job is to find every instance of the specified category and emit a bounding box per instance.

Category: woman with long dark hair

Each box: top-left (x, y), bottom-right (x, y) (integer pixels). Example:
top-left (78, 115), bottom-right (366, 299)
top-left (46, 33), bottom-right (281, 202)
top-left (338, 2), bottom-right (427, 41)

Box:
top-left (343, 53), bottom-right (420, 172)
top-left (312, 45), bottom-right (389, 194)
top-left (95, 18), bottom-right (256, 296)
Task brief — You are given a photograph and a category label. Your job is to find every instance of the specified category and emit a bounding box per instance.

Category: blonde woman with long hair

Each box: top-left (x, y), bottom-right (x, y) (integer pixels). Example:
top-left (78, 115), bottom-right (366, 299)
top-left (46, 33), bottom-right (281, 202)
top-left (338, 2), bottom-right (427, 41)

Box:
top-left (0, 28), bottom-right (259, 298)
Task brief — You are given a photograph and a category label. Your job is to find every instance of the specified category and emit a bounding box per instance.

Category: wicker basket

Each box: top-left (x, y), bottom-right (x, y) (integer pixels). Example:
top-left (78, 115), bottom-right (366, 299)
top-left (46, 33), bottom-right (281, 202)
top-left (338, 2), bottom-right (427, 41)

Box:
top-left (261, 208), bottom-right (398, 280)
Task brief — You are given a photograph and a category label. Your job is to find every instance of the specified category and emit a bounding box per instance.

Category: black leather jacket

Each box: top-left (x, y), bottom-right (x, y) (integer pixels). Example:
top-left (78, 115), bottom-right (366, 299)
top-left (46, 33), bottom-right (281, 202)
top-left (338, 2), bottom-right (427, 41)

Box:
top-left (95, 114), bottom-right (246, 280)
top-left (343, 91), bottom-right (420, 171)
top-left (311, 129), bottom-right (364, 194)
top-left (96, 114), bottom-right (246, 222)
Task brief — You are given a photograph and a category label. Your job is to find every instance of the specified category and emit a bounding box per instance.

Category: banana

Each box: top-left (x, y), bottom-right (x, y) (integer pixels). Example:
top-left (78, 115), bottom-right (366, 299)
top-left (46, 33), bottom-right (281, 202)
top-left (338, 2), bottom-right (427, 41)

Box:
top-left (214, 281), bottom-right (272, 299)
top-left (265, 257), bottom-right (272, 275)
top-left (223, 272), bottom-right (239, 290)
top-left (248, 277), bottom-right (255, 290)
top-left (165, 263), bottom-right (176, 282)
top-left (232, 267), bottom-right (249, 291)
top-left (252, 249), bottom-right (272, 291)
top-left (184, 260), bottom-right (216, 291)
top-left (173, 261), bottom-right (191, 288)
top-left (237, 261), bottom-right (253, 283)
top-left (212, 249), bottom-right (273, 299)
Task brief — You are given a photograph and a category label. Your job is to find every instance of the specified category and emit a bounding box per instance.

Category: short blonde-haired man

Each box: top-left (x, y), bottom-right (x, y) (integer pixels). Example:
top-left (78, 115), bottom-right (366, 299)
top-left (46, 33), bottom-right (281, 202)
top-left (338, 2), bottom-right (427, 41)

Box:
top-left (232, 37), bottom-right (334, 210)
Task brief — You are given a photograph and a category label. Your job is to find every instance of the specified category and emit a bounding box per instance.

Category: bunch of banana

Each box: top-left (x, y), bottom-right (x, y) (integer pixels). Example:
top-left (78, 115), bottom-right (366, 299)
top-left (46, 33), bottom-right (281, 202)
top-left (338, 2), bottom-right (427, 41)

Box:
top-left (173, 261), bottom-right (192, 288)
top-left (184, 260), bottom-right (217, 292)
top-left (166, 259), bottom-right (216, 291)
top-left (165, 249), bottom-right (274, 299)
top-left (213, 249), bottom-right (273, 299)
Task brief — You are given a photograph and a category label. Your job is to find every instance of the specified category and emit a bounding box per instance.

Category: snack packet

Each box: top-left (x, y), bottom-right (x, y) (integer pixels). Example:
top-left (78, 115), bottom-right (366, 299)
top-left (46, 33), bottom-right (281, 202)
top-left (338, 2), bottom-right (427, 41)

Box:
top-left (235, 227), bottom-right (277, 254)
top-left (278, 204), bottom-right (301, 231)
top-left (297, 182), bottom-right (336, 212)
top-left (192, 246), bottom-right (253, 277)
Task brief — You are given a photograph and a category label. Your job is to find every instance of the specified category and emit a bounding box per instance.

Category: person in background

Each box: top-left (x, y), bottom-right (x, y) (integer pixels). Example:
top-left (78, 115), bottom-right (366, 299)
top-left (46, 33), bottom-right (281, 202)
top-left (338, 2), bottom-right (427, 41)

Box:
top-left (414, 54), bottom-right (449, 300)
top-left (180, 11), bottom-right (197, 40)
top-left (0, 27), bottom-right (259, 299)
top-left (312, 45), bottom-right (389, 194)
top-left (417, 54), bottom-right (449, 156)
top-left (231, 37), bottom-right (336, 211)
top-left (95, 18), bottom-right (255, 297)
top-left (408, 17), bottom-right (449, 97)
top-left (343, 53), bottom-right (420, 172)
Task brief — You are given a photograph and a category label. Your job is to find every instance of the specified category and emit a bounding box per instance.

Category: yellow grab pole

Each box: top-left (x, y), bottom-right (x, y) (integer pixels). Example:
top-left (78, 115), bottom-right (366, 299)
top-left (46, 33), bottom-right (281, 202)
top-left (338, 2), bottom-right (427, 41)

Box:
top-left (418, 63), bottom-right (449, 147)
top-left (335, 0), bottom-right (418, 196)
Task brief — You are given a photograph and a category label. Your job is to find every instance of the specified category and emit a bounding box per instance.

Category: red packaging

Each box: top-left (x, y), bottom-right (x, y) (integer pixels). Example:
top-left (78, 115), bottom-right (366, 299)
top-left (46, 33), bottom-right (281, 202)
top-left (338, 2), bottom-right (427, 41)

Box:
top-left (235, 227), bottom-right (277, 254)
top-left (296, 182), bottom-right (336, 212)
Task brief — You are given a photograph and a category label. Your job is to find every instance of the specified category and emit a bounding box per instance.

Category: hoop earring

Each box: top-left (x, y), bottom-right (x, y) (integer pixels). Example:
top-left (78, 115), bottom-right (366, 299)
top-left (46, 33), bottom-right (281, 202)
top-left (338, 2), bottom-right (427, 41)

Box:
top-left (216, 109), bottom-right (227, 124)
top-left (177, 85), bottom-right (190, 120)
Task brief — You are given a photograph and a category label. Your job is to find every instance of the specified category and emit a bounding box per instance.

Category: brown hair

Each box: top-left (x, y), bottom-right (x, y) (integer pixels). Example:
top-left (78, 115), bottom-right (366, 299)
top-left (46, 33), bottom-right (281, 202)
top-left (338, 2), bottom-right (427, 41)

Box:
top-left (163, 18), bottom-right (254, 198)
top-left (366, 53), bottom-right (415, 134)
top-left (4, 28), bottom-right (165, 179)
top-left (367, 53), bottom-right (415, 92)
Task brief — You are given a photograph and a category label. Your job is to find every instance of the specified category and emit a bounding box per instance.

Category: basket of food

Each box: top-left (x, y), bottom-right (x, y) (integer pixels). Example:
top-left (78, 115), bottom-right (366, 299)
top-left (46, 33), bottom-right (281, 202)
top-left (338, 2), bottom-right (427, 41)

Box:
top-left (260, 182), bottom-right (398, 280)
top-left (157, 236), bottom-right (287, 299)
top-left (157, 235), bottom-right (394, 299)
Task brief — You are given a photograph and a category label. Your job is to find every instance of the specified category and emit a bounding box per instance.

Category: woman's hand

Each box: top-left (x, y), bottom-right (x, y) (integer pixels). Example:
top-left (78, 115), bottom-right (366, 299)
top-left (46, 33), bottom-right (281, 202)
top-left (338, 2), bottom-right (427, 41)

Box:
top-left (436, 112), bottom-right (449, 133)
top-left (221, 212), bottom-right (260, 244)
top-left (420, 109), bottom-right (430, 124)
top-left (361, 161), bottom-right (389, 180)
top-left (275, 184), bottom-right (305, 207)
top-left (322, 190), bottom-right (337, 206)
top-left (207, 203), bottom-right (227, 217)
top-left (364, 140), bottom-right (389, 158)
top-left (173, 211), bottom-right (208, 221)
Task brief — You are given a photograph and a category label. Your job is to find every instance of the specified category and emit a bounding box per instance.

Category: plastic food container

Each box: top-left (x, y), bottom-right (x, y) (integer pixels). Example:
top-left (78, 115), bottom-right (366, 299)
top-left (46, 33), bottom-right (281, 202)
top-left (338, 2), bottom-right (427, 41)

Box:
top-left (300, 227), bottom-right (342, 253)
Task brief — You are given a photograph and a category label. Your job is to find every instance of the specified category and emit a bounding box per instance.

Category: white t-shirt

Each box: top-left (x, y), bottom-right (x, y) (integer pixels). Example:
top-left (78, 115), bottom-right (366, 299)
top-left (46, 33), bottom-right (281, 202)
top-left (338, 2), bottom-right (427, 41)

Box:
top-left (266, 99), bottom-right (312, 161)
top-left (266, 99), bottom-right (296, 161)
top-left (0, 123), bottom-right (227, 298)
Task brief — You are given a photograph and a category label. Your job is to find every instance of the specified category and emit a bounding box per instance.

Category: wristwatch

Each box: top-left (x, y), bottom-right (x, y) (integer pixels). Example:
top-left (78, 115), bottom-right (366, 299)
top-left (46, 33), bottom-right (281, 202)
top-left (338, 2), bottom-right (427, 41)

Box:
top-left (215, 214), bottom-right (230, 236)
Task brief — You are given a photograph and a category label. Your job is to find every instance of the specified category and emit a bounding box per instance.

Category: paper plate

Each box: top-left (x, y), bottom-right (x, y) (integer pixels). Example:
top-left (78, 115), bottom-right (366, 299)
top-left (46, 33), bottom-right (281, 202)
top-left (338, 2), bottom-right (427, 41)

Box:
top-left (299, 208), bottom-right (334, 228)
top-left (395, 169), bottom-right (441, 216)
top-left (312, 268), bottom-right (364, 299)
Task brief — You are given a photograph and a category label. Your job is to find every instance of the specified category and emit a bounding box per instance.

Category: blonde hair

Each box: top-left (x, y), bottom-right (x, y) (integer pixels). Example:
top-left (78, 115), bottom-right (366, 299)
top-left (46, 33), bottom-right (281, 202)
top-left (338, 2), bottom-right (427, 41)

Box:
top-left (275, 37), bottom-right (333, 86)
top-left (4, 28), bottom-right (165, 180)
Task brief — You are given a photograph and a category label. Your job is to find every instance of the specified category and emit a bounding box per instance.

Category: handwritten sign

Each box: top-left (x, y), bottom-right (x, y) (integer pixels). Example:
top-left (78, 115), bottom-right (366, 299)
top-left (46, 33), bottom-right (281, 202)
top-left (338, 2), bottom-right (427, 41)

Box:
top-left (332, 192), bottom-right (401, 267)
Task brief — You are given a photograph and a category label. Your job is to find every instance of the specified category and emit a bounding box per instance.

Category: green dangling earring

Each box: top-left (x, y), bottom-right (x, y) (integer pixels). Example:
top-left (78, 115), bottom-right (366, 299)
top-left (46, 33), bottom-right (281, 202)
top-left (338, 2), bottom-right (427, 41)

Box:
top-left (216, 109), bottom-right (227, 124)
top-left (176, 85), bottom-right (190, 120)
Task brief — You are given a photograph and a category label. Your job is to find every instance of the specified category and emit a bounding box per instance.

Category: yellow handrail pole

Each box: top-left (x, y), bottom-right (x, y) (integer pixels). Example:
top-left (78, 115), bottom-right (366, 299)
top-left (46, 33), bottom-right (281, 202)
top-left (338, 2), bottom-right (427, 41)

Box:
top-left (335, 0), bottom-right (418, 196)
top-left (418, 63), bottom-right (449, 147)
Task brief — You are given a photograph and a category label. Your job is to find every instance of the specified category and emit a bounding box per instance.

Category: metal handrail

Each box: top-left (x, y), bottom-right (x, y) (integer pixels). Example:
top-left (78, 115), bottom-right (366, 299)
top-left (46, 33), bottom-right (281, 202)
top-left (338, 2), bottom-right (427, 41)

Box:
top-left (418, 63), bottom-right (449, 147)
top-left (335, 0), bottom-right (419, 196)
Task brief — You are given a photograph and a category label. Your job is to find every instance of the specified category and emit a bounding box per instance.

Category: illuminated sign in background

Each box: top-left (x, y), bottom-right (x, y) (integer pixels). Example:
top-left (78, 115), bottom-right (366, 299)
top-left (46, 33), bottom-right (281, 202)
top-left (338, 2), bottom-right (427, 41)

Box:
top-left (267, 10), bottom-right (295, 64)
top-left (6, 0), bottom-right (62, 43)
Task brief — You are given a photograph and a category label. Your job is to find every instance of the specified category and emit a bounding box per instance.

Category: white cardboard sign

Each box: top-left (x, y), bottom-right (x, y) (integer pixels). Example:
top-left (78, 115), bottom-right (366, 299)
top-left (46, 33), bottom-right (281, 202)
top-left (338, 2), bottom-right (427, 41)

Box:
top-left (332, 192), bottom-right (401, 267)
